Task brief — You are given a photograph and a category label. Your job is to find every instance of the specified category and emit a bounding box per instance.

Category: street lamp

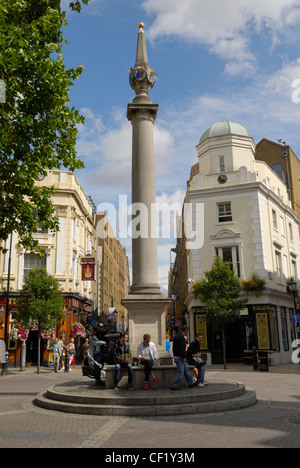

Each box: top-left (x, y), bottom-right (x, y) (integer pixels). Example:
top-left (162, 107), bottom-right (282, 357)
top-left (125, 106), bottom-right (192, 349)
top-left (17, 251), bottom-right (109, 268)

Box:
top-left (1, 234), bottom-right (12, 376)
top-left (288, 277), bottom-right (299, 333)
top-left (288, 277), bottom-right (298, 311)
top-left (4, 234), bottom-right (13, 350)
top-left (288, 277), bottom-right (297, 295)
top-left (171, 293), bottom-right (177, 337)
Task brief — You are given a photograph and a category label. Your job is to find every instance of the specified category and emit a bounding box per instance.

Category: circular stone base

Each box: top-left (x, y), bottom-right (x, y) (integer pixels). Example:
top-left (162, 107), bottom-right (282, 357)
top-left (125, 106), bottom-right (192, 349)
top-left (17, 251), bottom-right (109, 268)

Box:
top-left (35, 378), bottom-right (257, 417)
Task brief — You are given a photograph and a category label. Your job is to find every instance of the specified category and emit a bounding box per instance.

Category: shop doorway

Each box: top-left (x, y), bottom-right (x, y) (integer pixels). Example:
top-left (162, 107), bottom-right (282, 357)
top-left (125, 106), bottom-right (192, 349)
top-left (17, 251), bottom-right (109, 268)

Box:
top-left (26, 330), bottom-right (44, 366)
top-left (211, 317), bottom-right (254, 364)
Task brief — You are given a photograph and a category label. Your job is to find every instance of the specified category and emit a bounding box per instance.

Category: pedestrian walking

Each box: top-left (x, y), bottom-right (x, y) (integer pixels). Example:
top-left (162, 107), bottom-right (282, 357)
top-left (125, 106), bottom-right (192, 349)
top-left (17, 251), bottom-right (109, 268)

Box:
top-left (170, 326), bottom-right (196, 390)
top-left (58, 336), bottom-right (67, 372)
top-left (68, 338), bottom-right (76, 371)
top-left (51, 337), bottom-right (60, 373)
top-left (137, 334), bottom-right (160, 390)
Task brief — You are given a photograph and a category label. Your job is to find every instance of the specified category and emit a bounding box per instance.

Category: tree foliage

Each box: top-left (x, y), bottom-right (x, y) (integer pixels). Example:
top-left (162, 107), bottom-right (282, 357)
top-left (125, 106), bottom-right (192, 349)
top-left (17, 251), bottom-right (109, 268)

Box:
top-left (17, 267), bottom-right (64, 373)
top-left (0, 0), bottom-right (89, 253)
top-left (193, 256), bottom-right (248, 368)
top-left (18, 267), bottom-right (64, 330)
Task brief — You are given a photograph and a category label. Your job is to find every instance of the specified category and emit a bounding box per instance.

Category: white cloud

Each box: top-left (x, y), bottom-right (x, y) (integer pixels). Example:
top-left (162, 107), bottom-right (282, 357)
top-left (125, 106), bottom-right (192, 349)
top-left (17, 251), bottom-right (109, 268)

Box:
top-left (142, 0), bottom-right (300, 74)
top-left (154, 54), bottom-right (300, 158)
top-left (76, 107), bottom-right (177, 205)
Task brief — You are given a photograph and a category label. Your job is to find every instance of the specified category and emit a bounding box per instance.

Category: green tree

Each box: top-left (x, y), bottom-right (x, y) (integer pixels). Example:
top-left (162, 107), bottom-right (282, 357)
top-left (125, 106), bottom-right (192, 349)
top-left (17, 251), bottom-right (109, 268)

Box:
top-left (193, 256), bottom-right (248, 369)
top-left (18, 267), bottom-right (64, 374)
top-left (0, 0), bottom-right (89, 254)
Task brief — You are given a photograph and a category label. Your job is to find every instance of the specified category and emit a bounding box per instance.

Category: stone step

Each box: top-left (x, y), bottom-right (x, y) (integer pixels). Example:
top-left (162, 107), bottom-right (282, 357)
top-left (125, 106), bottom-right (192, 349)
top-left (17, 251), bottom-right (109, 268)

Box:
top-left (35, 379), bottom-right (257, 417)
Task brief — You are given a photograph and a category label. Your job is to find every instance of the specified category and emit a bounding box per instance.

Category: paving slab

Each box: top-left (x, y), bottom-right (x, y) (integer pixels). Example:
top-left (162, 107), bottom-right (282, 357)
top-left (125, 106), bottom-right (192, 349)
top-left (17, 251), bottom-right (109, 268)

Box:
top-left (1, 364), bottom-right (300, 448)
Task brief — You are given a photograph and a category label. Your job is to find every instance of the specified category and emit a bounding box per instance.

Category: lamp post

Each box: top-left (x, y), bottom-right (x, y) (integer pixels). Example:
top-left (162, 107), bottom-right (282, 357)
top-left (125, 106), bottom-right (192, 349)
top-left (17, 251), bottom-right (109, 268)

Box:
top-left (2, 234), bottom-right (13, 376)
top-left (288, 277), bottom-right (299, 336)
top-left (171, 293), bottom-right (177, 336)
top-left (288, 277), bottom-right (298, 309)
top-left (4, 234), bottom-right (13, 349)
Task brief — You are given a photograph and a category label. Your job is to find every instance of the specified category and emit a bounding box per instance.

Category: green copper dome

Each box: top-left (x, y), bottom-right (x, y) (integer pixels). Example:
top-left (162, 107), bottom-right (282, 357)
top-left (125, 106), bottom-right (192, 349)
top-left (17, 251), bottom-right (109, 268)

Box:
top-left (200, 120), bottom-right (249, 143)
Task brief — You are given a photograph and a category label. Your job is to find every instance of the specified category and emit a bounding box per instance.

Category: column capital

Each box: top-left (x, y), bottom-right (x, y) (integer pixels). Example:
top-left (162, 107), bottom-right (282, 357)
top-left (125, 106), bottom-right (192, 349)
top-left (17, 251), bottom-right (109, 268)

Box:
top-left (127, 103), bottom-right (159, 123)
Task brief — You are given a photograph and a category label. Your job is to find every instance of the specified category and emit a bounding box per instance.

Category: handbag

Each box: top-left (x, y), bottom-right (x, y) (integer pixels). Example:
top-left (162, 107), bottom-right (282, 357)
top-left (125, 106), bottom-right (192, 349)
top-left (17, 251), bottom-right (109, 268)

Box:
top-left (193, 356), bottom-right (206, 367)
top-left (115, 354), bottom-right (133, 365)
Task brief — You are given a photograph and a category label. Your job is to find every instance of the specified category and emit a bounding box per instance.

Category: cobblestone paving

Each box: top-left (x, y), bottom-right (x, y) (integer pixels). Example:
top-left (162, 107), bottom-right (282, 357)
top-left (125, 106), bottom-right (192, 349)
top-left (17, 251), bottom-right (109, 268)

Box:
top-left (1, 365), bottom-right (300, 448)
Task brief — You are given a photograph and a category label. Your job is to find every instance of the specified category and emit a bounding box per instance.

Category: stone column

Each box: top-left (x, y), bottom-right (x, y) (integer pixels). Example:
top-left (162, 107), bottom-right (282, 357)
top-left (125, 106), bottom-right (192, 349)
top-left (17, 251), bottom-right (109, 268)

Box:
top-left (128, 103), bottom-right (161, 295)
top-left (122, 24), bottom-right (170, 356)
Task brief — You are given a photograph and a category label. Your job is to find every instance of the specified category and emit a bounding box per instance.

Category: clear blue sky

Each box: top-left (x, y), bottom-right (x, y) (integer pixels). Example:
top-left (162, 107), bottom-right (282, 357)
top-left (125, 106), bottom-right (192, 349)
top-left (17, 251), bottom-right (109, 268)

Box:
top-left (60, 0), bottom-right (300, 291)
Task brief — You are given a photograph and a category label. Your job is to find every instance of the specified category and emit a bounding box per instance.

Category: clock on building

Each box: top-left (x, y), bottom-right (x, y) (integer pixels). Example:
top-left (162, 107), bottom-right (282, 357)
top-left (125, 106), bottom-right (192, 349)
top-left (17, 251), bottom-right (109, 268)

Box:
top-left (218, 174), bottom-right (228, 184)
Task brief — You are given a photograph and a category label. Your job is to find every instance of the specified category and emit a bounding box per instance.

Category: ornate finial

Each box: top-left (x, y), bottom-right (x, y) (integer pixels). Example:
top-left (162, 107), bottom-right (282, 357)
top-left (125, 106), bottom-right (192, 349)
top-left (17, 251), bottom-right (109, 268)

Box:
top-left (129, 23), bottom-right (156, 99)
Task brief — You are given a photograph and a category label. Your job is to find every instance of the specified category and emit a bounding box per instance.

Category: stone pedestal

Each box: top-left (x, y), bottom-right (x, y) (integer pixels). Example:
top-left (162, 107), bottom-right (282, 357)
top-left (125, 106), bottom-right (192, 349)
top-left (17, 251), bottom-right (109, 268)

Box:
top-left (123, 295), bottom-right (170, 357)
top-left (104, 364), bottom-right (193, 389)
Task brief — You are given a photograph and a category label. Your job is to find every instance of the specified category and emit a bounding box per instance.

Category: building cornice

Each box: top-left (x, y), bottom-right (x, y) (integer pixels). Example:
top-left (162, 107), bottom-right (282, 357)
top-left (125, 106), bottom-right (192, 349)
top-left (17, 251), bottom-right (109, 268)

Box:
top-left (187, 181), bottom-right (300, 222)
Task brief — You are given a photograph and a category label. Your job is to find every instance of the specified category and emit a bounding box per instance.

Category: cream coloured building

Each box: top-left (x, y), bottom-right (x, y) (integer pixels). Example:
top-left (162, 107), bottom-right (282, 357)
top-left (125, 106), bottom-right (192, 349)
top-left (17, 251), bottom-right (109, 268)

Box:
top-left (0, 170), bottom-right (98, 363)
top-left (179, 121), bottom-right (300, 365)
top-left (96, 212), bottom-right (130, 332)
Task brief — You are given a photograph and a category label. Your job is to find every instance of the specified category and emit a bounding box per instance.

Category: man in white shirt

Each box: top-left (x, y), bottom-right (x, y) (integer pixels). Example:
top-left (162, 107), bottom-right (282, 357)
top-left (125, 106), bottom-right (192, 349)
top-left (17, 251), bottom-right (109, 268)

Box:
top-left (137, 334), bottom-right (160, 390)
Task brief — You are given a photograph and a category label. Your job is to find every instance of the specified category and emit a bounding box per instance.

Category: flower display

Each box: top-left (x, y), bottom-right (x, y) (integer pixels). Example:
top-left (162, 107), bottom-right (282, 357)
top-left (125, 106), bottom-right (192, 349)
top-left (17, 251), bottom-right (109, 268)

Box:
top-left (71, 322), bottom-right (87, 338)
top-left (18, 327), bottom-right (29, 341)
top-left (40, 328), bottom-right (56, 341)
top-left (175, 309), bottom-right (184, 319)
top-left (241, 273), bottom-right (266, 297)
top-left (9, 325), bottom-right (29, 341)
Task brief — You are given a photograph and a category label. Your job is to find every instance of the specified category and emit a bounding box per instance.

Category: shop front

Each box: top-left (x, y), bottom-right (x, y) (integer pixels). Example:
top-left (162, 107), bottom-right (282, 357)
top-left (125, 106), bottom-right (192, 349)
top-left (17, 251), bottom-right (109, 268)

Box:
top-left (0, 293), bottom-right (93, 368)
top-left (192, 301), bottom-right (298, 366)
top-left (193, 307), bottom-right (254, 365)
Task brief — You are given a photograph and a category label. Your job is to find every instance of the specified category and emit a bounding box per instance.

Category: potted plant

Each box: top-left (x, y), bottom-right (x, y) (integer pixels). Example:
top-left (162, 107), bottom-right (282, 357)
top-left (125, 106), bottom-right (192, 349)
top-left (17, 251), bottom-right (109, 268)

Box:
top-left (241, 273), bottom-right (266, 297)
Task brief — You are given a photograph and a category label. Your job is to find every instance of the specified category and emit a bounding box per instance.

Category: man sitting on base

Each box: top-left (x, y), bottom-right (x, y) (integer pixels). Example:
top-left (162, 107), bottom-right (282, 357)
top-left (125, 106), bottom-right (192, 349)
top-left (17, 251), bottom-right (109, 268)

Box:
top-left (113, 332), bottom-right (134, 389)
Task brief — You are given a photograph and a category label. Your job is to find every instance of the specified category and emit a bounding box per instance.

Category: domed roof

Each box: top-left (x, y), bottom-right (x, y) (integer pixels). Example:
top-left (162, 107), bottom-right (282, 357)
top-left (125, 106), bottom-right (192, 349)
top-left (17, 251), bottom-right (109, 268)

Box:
top-left (199, 120), bottom-right (249, 143)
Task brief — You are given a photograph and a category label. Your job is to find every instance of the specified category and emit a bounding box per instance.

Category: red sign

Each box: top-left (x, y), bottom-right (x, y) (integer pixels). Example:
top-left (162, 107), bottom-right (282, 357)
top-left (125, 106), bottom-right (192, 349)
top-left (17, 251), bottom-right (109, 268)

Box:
top-left (82, 263), bottom-right (95, 281)
top-left (0, 298), bottom-right (16, 306)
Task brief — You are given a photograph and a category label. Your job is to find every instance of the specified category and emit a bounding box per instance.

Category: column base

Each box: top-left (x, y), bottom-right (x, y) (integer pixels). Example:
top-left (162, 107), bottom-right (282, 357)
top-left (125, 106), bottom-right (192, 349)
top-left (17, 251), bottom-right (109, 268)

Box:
top-left (122, 294), bottom-right (171, 357)
top-left (129, 283), bottom-right (165, 297)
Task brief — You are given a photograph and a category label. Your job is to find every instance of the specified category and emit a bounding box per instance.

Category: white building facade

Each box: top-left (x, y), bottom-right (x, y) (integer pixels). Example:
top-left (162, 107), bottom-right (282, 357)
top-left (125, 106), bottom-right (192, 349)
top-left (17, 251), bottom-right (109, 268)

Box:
top-left (184, 121), bottom-right (300, 365)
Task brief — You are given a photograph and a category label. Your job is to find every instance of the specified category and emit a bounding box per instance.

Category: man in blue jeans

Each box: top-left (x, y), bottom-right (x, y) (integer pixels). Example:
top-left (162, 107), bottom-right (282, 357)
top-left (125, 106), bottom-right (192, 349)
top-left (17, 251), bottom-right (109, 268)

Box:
top-left (170, 326), bottom-right (196, 390)
top-left (113, 332), bottom-right (133, 389)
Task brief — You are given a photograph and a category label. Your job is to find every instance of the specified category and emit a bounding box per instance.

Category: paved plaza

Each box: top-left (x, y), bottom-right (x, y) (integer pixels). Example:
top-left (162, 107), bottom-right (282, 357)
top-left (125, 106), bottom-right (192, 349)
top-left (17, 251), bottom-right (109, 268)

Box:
top-left (0, 364), bottom-right (300, 449)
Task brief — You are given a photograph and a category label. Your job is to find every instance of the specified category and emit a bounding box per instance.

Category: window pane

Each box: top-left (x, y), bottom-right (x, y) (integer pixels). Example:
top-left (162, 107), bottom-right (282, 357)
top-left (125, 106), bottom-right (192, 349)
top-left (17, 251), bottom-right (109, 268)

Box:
top-left (24, 254), bottom-right (46, 277)
top-left (222, 247), bottom-right (233, 263)
top-left (218, 202), bottom-right (232, 223)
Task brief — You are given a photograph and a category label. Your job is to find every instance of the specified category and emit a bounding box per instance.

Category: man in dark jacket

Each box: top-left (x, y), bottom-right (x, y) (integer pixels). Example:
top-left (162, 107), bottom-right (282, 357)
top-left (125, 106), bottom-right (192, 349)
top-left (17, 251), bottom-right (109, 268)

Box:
top-left (91, 323), bottom-right (106, 386)
top-left (170, 326), bottom-right (195, 390)
top-left (113, 332), bottom-right (133, 389)
top-left (186, 333), bottom-right (207, 387)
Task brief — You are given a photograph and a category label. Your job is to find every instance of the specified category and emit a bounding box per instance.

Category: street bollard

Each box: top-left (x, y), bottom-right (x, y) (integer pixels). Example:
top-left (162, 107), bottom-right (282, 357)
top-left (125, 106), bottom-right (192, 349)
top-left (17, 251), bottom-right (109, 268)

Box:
top-left (252, 346), bottom-right (258, 371)
top-left (65, 349), bottom-right (70, 373)
top-left (20, 340), bottom-right (26, 372)
top-left (258, 351), bottom-right (269, 372)
top-left (1, 351), bottom-right (9, 377)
